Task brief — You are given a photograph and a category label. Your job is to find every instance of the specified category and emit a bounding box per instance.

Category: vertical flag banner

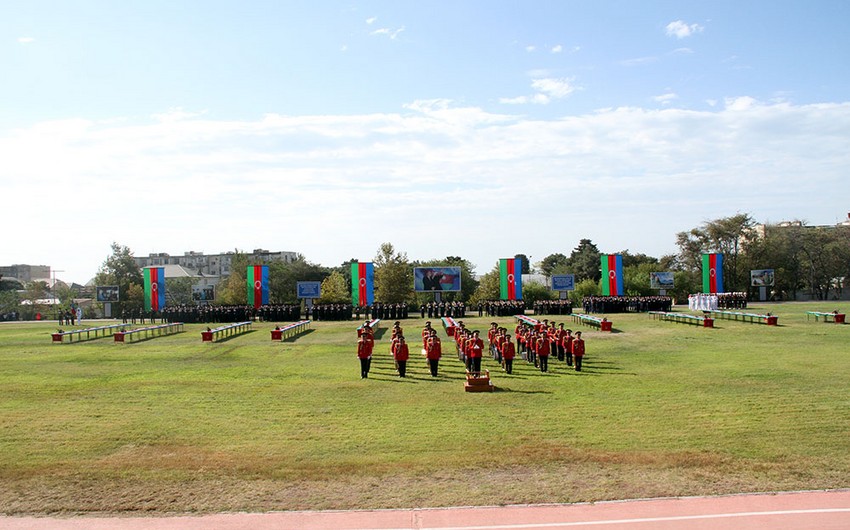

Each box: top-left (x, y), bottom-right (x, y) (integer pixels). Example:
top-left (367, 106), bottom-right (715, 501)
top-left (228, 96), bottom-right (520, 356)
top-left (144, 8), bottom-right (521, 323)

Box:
top-left (499, 258), bottom-right (523, 300)
top-left (351, 262), bottom-right (375, 306)
top-left (246, 265), bottom-right (269, 308)
top-left (600, 254), bottom-right (624, 296)
top-left (143, 267), bottom-right (166, 312)
top-left (702, 253), bottom-right (724, 293)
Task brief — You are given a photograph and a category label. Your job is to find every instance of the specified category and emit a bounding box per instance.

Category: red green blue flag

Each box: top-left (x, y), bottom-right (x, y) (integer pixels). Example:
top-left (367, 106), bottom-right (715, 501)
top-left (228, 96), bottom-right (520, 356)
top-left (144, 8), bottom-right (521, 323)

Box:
top-left (702, 253), bottom-right (724, 293)
top-left (499, 258), bottom-right (523, 300)
top-left (247, 265), bottom-right (269, 308)
top-left (600, 254), bottom-right (624, 296)
top-left (351, 261), bottom-right (374, 306)
top-left (143, 267), bottom-right (166, 312)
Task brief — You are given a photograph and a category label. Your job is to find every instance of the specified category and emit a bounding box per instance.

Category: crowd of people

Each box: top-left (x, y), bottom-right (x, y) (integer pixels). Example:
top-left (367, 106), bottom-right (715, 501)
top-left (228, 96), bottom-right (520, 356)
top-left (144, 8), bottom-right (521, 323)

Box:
top-left (357, 316), bottom-right (588, 380)
top-left (419, 301), bottom-right (466, 319)
top-left (717, 292), bottom-right (748, 309)
top-left (307, 303), bottom-right (353, 321)
top-left (582, 296), bottom-right (673, 314)
top-left (532, 299), bottom-right (573, 315)
top-left (478, 300), bottom-right (526, 317)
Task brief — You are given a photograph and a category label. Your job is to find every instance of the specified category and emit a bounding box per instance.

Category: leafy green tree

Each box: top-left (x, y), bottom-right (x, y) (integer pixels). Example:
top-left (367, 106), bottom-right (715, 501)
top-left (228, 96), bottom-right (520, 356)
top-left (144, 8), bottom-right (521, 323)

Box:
top-left (515, 253), bottom-right (531, 274)
top-left (470, 263), bottom-right (501, 304)
top-left (216, 251), bottom-right (249, 305)
top-left (522, 281), bottom-right (553, 306)
top-left (125, 283), bottom-right (144, 314)
top-left (94, 242), bottom-right (143, 314)
top-left (373, 243), bottom-right (413, 303)
top-left (166, 277), bottom-right (195, 305)
top-left (0, 290), bottom-right (20, 318)
top-left (567, 239), bottom-right (601, 282)
top-left (269, 254), bottom-right (328, 303)
top-left (568, 278), bottom-right (599, 305)
top-left (538, 253), bottom-right (568, 277)
top-left (319, 270), bottom-right (350, 303)
top-left (676, 213), bottom-right (756, 292)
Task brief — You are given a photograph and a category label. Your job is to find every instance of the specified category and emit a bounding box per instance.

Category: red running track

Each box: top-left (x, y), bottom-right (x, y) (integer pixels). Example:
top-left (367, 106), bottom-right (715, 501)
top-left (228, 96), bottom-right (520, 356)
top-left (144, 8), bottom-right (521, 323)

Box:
top-left (2, 490), bottom-right (849, 530)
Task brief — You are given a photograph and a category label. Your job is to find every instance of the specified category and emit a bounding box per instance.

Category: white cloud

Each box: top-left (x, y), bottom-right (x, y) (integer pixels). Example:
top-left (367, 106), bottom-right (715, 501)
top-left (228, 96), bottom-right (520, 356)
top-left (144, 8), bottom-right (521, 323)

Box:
top-left (17, 37), bottom-right (35, 44)
top-left (666, 20), bottom-right (704, 39)
top-left (724, 96), bottom-right (758, 111)
top-left (370, 26), bottom-right (405, 39)
top-left (621, 56), bottom-right (658, 67)
top-left (366, 17), bottom-right (377, 25)
top-left (654, 92), bottom-right (678, 105)
top-left (551, 45), bottom-right (563, 53)
top-left (3, 99), bottom-right (849, 283)
top-left (525, 45), bottom-right (536, 52)
top-left (501, 77), bottom-right (578, 106)
top-left (531, 78), bottom-right (576, 99)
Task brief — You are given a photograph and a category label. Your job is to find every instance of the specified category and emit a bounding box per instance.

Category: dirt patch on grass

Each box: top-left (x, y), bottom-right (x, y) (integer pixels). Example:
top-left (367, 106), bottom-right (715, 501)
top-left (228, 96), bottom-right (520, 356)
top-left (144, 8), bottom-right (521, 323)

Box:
top-left (3, 451), bottom-right (848, 515)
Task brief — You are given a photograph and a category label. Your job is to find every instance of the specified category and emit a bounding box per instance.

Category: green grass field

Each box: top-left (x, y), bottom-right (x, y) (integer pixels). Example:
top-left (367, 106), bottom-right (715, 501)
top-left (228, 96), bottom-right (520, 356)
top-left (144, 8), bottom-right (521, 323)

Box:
top-left (1, 301), bottom-right (848, 515)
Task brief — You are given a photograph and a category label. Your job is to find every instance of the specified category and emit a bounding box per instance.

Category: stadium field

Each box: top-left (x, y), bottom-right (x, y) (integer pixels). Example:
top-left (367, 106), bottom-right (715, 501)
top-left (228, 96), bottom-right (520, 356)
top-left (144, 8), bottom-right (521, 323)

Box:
top-left (0, 301), bottom-right (848, 515)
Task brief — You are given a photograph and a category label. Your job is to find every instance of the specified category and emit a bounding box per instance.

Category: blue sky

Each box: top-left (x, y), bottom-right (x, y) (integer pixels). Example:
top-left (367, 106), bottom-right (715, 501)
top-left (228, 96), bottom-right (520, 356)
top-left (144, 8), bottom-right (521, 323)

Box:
top-left (2, 1), bottom-right (850, 284)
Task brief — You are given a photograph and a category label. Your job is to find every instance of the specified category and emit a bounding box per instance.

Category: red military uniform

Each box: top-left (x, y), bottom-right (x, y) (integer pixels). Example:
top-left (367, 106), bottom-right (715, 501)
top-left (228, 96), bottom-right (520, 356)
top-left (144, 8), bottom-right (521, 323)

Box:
top-left (392, 339), bottom-right (410, 377)
top-left (501, 339), bottom-right (516, 374)
top-left (572, 333), bottom-right (585, 371)
top-left (536, 333), bottom-right (550, 373)
top-left (426, 334), bottom-right (442, 377)
top-left (357, 334), bottom-right (374, 379)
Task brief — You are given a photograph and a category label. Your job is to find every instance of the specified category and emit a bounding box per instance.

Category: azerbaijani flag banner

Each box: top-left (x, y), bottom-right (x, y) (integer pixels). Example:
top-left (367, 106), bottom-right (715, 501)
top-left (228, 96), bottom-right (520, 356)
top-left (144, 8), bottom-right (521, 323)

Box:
top-left (246, 265), bottom-right (269, 308)
top-left (702, 253), bottom-right (724, 293)
top-left (499, 258), bottom-right (523, 300)
top-left (143, 267), bottom-right (166, 312)
top-left (351, 261), bottom-right (375, 306)
top-left (600, 254), bottom-right (624, 296)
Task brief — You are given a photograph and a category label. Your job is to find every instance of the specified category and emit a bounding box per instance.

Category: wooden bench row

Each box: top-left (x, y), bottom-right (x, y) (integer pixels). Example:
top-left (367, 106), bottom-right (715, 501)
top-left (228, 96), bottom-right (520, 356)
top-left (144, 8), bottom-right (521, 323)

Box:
top-left (270, 320), bottom-right (311, 340)
top-left (649, 311), bottom-right (714, 328)
top-left (114, 323), bottom-right (184, 343)
top-left (806, 311), bottom-right (846, 324)
top-left (52, 323), bottom-right (128, 343)
top-left (571, 313), bottom-right (613, 332)
top-left (709, 310), bottom-right (778, 326)
top-left (201, 321), bottom-right (253, 342)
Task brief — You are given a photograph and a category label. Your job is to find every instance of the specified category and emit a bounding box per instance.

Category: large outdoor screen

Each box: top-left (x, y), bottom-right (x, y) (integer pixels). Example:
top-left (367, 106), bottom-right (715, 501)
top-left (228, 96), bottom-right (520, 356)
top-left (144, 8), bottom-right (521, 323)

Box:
top-left (414, 267), bottom-right (462, 292)
top-left (96, 286), bottom-right (120, 302)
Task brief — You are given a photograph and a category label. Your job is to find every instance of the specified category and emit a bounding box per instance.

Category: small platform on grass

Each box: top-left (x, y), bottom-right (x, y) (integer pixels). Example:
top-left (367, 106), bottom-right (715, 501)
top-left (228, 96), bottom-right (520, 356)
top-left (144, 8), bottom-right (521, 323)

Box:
top-left (806, 311), bottom-right (845, 324)
top-left (52, 323), bottom-right (127, 343)
top-left (709, 310), bottom-right (778, 326)
top-left (201, 321), bottom-right (253, 342)
top-left (357, 319), bottom-right (381, 336)
top-left (464, 370), bottom-right (494, 392)
top-left (571, 313), bottom-right (613, 331)
top-left (114, 322), bottom-right (184, 343)
top-left (649, 311), bottom-right (714, 328)
top-left (270, 320), bottom-right (311, 340)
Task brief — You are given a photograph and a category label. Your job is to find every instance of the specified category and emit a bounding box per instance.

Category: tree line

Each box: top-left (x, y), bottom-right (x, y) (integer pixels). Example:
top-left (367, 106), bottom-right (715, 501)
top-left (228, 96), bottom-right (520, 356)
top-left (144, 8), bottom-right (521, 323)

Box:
top-left (5, 213), bottom-right (846, 319)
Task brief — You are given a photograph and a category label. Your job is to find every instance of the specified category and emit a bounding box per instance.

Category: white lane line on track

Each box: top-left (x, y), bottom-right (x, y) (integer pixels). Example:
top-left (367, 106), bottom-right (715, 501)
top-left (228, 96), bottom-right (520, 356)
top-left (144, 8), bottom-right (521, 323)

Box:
top-left (362, 508), bottom-right (850, 530)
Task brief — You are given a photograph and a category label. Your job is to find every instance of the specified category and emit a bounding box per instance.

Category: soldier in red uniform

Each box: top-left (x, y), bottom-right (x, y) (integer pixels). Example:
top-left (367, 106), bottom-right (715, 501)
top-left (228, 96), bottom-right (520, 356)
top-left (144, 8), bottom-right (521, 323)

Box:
top-left (501, 334), bottom-right (516, 374)
top-left (357, 330), bottom-right (375, 379)
top-left (392, 335), bottom-right (410, 377)
top-left (468, 330), bottom-right (484, 375)
top-left (572, 331), bottom-right (585, 371)
top-left (562, 329), bottom-right (574, 366)
top-left (536, 330), bottom-right (550, 373)
top-left (425, 329), bottom-right (442, 377)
